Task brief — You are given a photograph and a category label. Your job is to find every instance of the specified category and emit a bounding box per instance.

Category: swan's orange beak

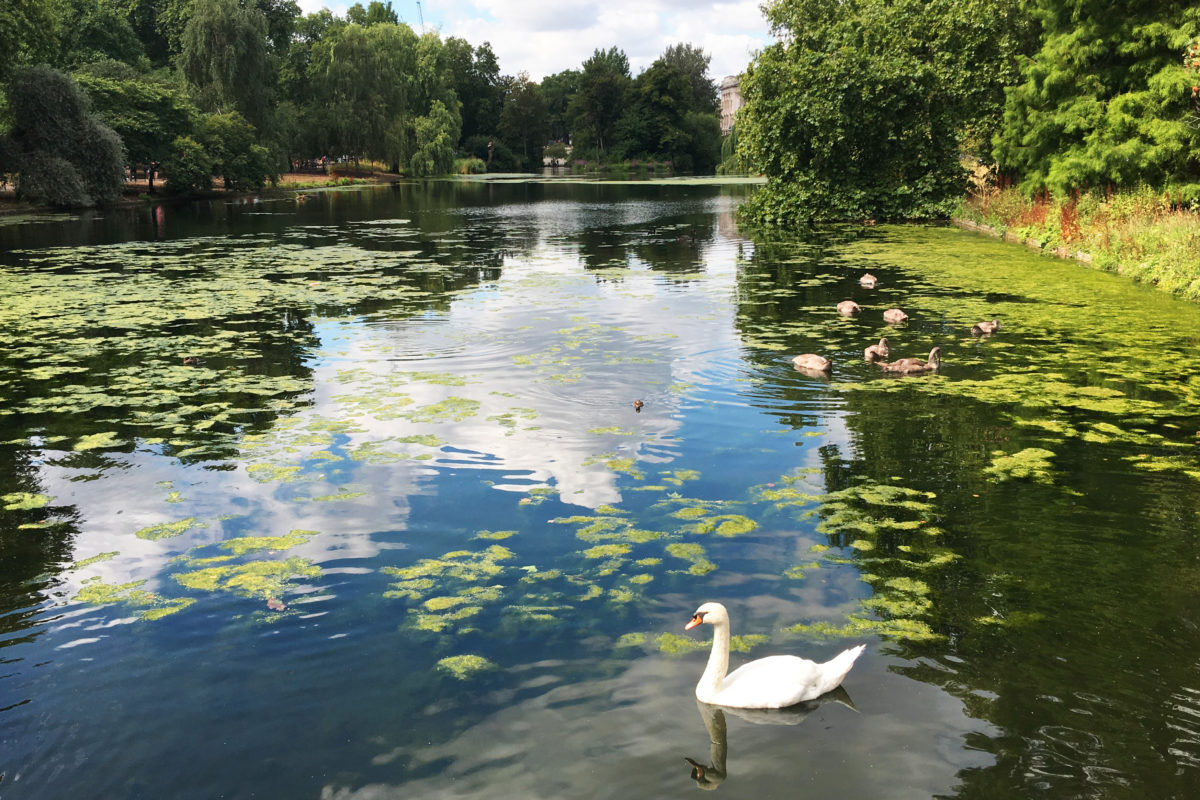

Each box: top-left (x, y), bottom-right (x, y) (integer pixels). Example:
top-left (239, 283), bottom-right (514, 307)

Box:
top-left (685, 614), bottom-right (702, 631)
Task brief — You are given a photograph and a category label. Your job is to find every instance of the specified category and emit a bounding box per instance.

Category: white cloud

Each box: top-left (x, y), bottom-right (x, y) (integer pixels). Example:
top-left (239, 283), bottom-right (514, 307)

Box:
top-left (295, 0), bottom-right (773, 81)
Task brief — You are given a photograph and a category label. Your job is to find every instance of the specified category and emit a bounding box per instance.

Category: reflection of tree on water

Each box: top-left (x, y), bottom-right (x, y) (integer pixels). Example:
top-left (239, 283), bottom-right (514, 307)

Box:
top-left (685, 689), bottom-right (856, 791)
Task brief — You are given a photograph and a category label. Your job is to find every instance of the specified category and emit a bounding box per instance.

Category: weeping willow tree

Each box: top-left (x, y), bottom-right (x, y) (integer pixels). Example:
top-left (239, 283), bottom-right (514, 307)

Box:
top-left (179, 0), bottom-right (271, 131)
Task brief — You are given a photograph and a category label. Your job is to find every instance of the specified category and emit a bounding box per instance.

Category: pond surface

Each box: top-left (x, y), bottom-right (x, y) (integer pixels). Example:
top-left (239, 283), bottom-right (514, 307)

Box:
top-left (1, 179), bottom-right (1199, 799)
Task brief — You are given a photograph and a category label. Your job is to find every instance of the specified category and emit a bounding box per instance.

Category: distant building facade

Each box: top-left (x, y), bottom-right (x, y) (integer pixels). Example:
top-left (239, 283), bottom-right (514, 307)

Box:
top-left (719, 75), bottom-right (743, 135)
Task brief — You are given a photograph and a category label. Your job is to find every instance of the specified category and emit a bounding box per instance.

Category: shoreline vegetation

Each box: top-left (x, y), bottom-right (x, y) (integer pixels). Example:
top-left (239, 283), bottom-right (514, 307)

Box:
top-left (955, 186), bottom-right (1200, 303)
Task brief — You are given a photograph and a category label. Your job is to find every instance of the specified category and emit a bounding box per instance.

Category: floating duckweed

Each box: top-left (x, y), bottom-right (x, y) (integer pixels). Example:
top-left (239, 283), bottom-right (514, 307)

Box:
top-left (474, 530), bottom-right (517, 540)
top-left (383, 577), bottom-right (435, 599)
top-left (135, 517), bottom-right (203, 541)
top-left (395, 434), bottom-right (444, 447)
top-left (730, 634), bottom-right (770, 653)
top-left (174, 556), bottom-right (321, 599)
top-left (609, 587), bottom-right (636, 603)
top-left (588, 426), bottom-right (635, 435)
top-left (579, 584), bottom-right (604, 601)
top-left (615, 632), bottom-right (647, 647)
top-left (665, 542), bottom-right (717, 575)
top-left (406, 397), bottom-right (481, 423)
top-left (436, 654), bottom-right (495, 680)
top-left (70, 551), bottom-right (119, 570)
top-left (849, 539), bottom-right (875, 551)
top-left (983, 447), bottom-right (1058, 484)
top-left (657, 632), bottom-right (709, 654)
top-left (307, 489), bottom-right (367, 502)
top-left (784, 561), bottom-right (820, 580)
top-left (583, 544), bottom-right (631, 559)
top-left (606, 458), bottom-right (644, 479)
top-left (220, 530), bottom-right (313, 556)
top-left (246, 463), bottom-right (304, 483)
top-left (714, 515), bottom-right (758, 537)
top-left (74, 431), bottom-right (122, 451)
top-left (383, 545), bottom-right (515, 583)
top-left (788, 615), bottom-right (943, 642)
top-left (672, 507), bottom-right (708, 519)
top-left (629, 574), bottom-right (654, 584)
top-left (2, 492), bottom-right (54, 511)
top-left (424, 595), bottom-right (469, 611)
top-left (635, 557), bottom-right (662, 566)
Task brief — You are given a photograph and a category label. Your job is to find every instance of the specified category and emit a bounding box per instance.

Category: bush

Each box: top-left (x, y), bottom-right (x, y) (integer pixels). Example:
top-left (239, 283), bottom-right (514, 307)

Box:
top-left (163, 135), bottom-right (213, 193)
top-left (454, 157), bottom-right (486, 174)
top-left (17, 152), bottom-right (90, 206)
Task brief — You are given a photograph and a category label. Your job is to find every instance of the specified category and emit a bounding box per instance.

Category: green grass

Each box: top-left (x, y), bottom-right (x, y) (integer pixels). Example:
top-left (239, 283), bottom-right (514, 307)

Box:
top-left (956, 186), bottom-right (1200, 302)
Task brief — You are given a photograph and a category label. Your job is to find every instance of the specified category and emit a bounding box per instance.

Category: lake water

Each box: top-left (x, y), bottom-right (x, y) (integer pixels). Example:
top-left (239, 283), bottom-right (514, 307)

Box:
top-left (1, 179), bottom-right (1199, 799)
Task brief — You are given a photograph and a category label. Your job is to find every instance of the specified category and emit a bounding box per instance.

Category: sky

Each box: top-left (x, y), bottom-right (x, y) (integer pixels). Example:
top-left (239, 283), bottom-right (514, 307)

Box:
top-left (295, 0), bottom-right (775, 81)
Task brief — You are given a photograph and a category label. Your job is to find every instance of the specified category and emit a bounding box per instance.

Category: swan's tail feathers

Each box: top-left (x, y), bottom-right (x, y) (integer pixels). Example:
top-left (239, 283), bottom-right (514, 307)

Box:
top-left (821, 644), bottom-right (866, 689)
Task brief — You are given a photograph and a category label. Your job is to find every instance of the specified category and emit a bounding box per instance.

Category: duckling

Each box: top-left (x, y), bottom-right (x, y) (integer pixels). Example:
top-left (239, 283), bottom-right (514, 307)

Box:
top-left (792, 354), bottom-right (832, 373)
top-left (877, 347), bottom-right (941, 374)
top-left (971, 319), bottom-right (1001, 336)
top-left (632, 399), bottom-right (645, 412)
top-left (182, 356), bottom-right (205, 366)
top-left (882, 308), bottom-right (909, 324)
top-left (859, 273), bottom-right (878, 287)
top-left (837, 300), bottom-right (862, 316)
top-left (863, 337), bottom-right (890, 361)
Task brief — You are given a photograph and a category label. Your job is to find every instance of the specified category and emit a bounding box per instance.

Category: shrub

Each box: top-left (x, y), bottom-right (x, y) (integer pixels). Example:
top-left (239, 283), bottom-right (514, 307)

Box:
top-left (163, 135), bottom-right (213, 193)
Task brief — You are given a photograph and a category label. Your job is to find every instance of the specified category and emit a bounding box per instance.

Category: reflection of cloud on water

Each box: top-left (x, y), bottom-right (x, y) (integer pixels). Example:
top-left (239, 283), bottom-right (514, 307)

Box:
top-left (318, 646), bottom-right (992, 799)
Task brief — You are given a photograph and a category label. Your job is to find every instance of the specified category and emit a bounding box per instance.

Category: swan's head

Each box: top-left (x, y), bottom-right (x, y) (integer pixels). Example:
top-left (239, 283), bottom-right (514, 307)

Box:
top-left (685, 602), bottom-right (728, 630)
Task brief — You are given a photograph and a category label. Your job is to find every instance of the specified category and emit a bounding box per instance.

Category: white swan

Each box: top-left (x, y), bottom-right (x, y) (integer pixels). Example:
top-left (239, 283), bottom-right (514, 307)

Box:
top-left (685, 602), bottom-right (865, 709)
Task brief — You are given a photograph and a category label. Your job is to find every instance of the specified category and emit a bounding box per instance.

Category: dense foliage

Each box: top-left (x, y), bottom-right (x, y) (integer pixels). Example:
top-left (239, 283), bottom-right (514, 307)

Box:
top-left (994, 1), bottom-right (1200, 200)
top-left (1, 0), bottom-right (727, 206)
top-left (738, 0), bottom-right (1035, 223)
top-left (5, 65), bottom-right (126, 207)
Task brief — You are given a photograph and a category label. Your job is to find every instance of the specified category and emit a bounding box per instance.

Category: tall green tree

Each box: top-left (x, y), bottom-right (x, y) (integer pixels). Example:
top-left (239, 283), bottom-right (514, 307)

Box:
top-left (179, 0), bottom-right (271, 130)
top-left (541, 68), bottom-right (579, 143)
top-left (995, 1), bottom-right (1200, 198)
top-left (0, 0), bottom-right (59, 84)
top-left (3, 65), bottom-right (126, 206)
top-left (738, 0), bottom-right (1035, 223)
top-left (445, 37), bottom-right (502, 143)
top-left (659, 43), bottom-right (718, 113)
top-left (569, 47), bottom-right (631, 158)
top-left (74, 62), bottom-right (195, 167)
top-left (499, 72), bottom-right (548, 171)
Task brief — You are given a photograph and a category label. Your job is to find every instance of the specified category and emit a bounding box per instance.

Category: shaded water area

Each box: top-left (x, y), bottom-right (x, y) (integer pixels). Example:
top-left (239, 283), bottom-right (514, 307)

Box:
top-left (1, 179), bottom-right (1199, 798)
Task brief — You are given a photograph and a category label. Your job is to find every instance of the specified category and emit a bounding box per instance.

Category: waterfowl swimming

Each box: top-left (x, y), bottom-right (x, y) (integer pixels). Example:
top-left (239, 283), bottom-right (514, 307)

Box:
top-left (859, 273), bottom-right (878, 287)
top-left (837, 300), bottom-right (862, 316)
top-left (632, 399), bottom-right (645, 412)
top-left (882, 308), bottom-right (909, 324)
top-left (877, 346), bottom-right (941, 374)
top-left (182, 356), bottom-right (204, 366)
top-left (685, 602), bottom-right (865, 709)
top-left (792, 354), bottom-right (831, 373)
top-left (863, 337), bottom-right (890, 361)
top-left (971, 319), bottom-right (1001, 336)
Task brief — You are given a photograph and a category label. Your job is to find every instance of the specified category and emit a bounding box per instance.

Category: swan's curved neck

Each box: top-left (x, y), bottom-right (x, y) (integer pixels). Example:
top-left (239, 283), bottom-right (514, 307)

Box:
top-left (697, 619), bottom-right (730, 700)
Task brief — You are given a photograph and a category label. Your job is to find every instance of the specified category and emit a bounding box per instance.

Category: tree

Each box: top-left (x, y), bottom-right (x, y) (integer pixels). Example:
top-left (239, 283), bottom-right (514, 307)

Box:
top-left (619, 47), bottom-right (722, 171)
top-left (74, 64), bottom-right (196, 167)
top-left (179, 0), bottom-right (271, 130)
top-left (3, 65), bottom-right (126, 207)
top-left (738, 0), bottom-right (1034, 223)
top-left (0, 0), bottom-right (58, 84)
top-left (660, 43), bottom-right (718, 113)
top-left (499, 72), bottom-right (548, 171)
top-left (409, 99), bottom-right (457, 176)
top-left (199, 111), bottom-right (273, 189)
top-left (569, 47), bottom-right (631, 158)
top-left (59, 0), bottom-right (147, 68)
top-left (541, 68), bottom-right (579, 143)
top-left (995, 1), bottom-right (1200, 198)
top-left (445, 37), bottom-right (502, 143)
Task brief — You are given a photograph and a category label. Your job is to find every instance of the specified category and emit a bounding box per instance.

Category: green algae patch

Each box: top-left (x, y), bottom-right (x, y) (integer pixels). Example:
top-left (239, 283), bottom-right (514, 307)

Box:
top-left (983, 447), bottom-right (1058, 485)
top-left (219, 530), bottom-right (313, 556)
top-left (74, 578), bottom-right (195, 620)
top-left (174, 557), bottom-right (321, 600)
top-left (70, 551), bottom-right (119, 570)
top-left (135, 517), bottom-right (204, 541)
top-left (2, 492), bottom-right (54, 511)
top-left (406, 397), bottom-right (481, 423)
top-left (246, 463), bottom-right (305, 483)
top-left (730, 634), bottom-right (770, 653)
top-left (788, 615), bottom-right (943, 643)
top-left (658, 632), bottom-right (709, 654)
top-left (713, 515), bottom-right (758, 537)
top-left (615, 632), bottom-right (648, 648)
top-left (74, 431), bottom-right (122, 451)
top-left (307, 489), bottom-right (367, 502)
top-left (437, 654), bottom-right (496, 680)
top-left (474, 530), bottom-right (517, 540)
top-left (583, 543), bottom-right (631, 559)
top-left (665, 542), bottom-right (717, 575)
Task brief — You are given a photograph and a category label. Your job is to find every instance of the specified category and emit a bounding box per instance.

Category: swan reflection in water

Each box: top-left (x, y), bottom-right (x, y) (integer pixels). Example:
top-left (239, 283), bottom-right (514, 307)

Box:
top-left (684, 687), bottom-right (856, 791)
